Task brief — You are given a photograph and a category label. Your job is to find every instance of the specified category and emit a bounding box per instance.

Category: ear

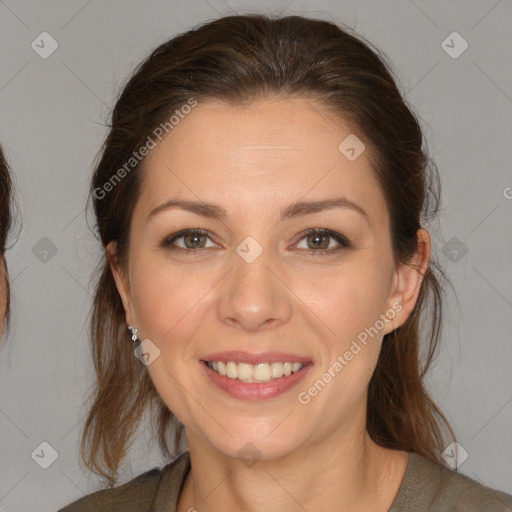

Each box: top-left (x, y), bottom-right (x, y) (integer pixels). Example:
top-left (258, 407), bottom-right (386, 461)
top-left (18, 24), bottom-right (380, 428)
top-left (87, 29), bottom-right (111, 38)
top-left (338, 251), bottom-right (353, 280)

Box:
top-left (106, 241), bottom-right (136, 327)
top-left (383, 228), bottom-right (431, 334)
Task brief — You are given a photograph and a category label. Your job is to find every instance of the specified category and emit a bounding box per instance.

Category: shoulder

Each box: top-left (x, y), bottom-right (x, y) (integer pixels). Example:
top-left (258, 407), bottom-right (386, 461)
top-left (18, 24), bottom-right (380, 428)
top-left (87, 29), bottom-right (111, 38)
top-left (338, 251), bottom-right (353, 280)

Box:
top-left (57, 451), bottom-right (191, 512)
top-left (391, 452), bottom-right (512, 512)
top-left (57, 467), bottom-right (161, 512)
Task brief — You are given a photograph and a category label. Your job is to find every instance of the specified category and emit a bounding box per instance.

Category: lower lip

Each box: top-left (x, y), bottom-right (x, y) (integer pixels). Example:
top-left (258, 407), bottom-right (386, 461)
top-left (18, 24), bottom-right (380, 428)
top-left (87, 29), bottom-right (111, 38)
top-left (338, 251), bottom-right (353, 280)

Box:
top-left (200, 361), bottom-right (313, 401)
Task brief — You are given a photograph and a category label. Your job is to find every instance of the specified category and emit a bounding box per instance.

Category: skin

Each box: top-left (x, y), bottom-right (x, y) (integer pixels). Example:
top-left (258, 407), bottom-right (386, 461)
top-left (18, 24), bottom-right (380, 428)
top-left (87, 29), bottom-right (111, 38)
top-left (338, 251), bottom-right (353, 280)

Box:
top-left (108, 97), bottom-right (430, 512)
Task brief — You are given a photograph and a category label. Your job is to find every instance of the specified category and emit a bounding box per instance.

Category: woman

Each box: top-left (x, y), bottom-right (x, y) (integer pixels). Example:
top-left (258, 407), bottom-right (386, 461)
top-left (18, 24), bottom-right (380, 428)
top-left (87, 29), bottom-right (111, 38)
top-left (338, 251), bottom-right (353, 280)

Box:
top-left (59, 14), bottom-right (512, 511)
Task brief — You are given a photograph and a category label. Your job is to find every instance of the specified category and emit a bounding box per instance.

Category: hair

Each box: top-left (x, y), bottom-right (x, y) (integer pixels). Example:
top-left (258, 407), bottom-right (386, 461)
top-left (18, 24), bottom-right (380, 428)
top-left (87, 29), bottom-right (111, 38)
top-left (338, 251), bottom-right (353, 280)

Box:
top-left (83, 13), bottom-right (456, 486)
top-left (0, 143), bottom-right (14, 327)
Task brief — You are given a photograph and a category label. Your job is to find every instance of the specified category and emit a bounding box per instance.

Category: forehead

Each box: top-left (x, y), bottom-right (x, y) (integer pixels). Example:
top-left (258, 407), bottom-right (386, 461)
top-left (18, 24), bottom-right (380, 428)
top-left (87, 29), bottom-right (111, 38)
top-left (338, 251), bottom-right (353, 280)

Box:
top-left (138, 98), bottom-right (388, 229)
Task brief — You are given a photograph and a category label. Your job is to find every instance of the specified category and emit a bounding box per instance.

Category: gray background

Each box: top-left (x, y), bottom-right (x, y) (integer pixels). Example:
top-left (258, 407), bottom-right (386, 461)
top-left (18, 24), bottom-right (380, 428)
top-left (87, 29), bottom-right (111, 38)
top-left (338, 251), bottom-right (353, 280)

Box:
top-left (0, 0), bottom-right (511, 510)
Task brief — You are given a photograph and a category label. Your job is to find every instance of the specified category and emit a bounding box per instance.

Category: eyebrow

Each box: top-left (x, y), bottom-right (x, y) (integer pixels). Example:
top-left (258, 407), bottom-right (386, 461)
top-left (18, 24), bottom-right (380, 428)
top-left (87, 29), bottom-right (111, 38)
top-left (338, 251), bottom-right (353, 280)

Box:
top-left (148, 197), bottom-right (370, 225)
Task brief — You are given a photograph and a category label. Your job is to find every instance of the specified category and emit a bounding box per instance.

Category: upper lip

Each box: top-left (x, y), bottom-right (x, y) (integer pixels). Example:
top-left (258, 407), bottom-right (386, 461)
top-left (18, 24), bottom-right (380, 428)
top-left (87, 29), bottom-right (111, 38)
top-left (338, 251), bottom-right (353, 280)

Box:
top-left (201, 351), bottom-right (312, 365)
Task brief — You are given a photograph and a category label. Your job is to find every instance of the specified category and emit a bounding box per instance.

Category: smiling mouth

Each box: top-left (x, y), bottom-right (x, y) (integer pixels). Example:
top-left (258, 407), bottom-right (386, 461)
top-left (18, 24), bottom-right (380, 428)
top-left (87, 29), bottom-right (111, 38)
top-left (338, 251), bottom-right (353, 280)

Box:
top-left (204, 360), bottom-right (308, 382)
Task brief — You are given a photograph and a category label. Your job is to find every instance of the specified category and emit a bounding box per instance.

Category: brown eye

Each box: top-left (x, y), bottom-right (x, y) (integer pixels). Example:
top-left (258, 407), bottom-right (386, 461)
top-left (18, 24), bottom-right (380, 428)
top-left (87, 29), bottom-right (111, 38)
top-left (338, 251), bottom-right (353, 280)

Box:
top-left (306, 232), bottom-right (330, 250)
top-left (161, 229), bottom-right (216, 251)
top-left (296, 229), bottom-right (350, 255)
top-left (182, 232), bottom-right (207, 249)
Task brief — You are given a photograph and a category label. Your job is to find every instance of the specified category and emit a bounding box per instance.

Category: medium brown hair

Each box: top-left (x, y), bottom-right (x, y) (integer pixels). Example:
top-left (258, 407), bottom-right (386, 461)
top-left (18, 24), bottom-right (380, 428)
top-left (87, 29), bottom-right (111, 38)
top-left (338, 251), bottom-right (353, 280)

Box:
top-left (83, 13), bottom-right (455, 486)
top-left (0, 144), bottom-right (13, 325)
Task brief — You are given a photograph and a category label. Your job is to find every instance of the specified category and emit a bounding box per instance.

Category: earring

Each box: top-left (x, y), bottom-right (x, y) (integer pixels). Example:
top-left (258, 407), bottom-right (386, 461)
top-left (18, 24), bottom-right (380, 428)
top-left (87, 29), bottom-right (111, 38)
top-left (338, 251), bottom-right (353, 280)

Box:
top-left (128, 325), bottom-right (140, 343)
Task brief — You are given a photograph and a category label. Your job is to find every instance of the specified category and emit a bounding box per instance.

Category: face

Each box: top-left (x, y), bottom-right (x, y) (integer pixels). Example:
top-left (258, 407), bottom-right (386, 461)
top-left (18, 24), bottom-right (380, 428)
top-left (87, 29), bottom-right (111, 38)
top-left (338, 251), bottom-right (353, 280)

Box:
top-left (109, 97), bottom-right (428, 461)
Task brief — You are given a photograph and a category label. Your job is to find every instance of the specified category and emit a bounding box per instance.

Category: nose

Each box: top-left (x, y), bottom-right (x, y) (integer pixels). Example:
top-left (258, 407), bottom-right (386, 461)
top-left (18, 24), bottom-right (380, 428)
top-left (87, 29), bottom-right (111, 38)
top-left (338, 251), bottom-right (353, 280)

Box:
top-left (217, 242), bottom-right (292, 332)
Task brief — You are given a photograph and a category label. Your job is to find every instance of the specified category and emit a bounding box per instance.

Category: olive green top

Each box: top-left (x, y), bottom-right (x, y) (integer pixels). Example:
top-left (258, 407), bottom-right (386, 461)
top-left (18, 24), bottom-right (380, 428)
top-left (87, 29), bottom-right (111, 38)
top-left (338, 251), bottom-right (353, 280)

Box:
top-left (58, 450), bottom-right (512, 511)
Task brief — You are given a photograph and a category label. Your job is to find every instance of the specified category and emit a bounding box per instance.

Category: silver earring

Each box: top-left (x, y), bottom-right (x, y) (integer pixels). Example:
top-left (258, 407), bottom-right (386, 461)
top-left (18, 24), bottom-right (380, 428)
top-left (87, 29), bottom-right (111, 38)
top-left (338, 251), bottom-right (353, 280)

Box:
top-left (128, 325), bottom-right (140, 343)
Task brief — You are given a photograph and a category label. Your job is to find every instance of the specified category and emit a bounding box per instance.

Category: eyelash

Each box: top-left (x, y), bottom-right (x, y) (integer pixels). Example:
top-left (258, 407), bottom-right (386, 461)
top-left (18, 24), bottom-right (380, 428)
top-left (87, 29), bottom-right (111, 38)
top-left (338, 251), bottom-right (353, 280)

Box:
top-left (160, 228), bottom-right (351, 257)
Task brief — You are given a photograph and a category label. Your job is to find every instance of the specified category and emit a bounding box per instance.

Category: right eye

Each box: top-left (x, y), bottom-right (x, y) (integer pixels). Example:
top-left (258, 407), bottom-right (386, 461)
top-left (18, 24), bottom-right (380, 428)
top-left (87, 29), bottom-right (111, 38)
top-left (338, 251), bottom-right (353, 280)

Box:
top-left (160, 229), bottom-right (218, 252)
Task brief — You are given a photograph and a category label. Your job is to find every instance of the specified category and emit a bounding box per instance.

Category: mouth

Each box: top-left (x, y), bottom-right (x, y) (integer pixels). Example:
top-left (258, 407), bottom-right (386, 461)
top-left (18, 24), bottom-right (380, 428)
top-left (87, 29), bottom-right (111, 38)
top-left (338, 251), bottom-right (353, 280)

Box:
top-left (204, 360), bottom-right (307, 383)
top-left (200, 352), bottom-right (313, 400)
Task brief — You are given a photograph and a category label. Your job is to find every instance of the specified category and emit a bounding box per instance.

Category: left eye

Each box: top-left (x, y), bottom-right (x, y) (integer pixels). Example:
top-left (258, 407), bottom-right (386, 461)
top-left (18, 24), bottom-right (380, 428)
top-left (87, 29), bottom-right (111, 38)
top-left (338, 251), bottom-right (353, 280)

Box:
top-left (295, 229), bottom-right (350, 253)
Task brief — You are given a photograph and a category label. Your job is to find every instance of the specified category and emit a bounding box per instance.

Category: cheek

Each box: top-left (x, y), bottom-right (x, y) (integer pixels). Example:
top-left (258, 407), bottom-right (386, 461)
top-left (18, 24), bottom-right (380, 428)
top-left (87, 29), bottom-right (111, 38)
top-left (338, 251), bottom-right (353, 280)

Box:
top-left (294, 259), bottom-right (389, 340)
top-left (131, 262), bottom-right (213, 345)
top-left (129, 260), bottom-right (216, 423)
top-left (295, 266), bottom-right (387, 421)
top-left (292, 258), bottom-right (389, 403)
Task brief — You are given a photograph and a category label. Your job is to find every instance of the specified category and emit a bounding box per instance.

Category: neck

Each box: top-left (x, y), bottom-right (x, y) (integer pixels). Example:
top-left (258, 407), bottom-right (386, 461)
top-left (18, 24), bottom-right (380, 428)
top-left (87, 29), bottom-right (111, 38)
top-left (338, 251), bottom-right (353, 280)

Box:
top-left (177, 426), bottom-right (408, 512)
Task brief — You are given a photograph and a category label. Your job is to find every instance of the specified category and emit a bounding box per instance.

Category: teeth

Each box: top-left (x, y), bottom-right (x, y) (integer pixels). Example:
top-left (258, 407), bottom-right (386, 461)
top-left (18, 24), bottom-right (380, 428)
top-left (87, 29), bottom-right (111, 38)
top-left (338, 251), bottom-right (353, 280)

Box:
top-left (207, 361), bottom-right (305, 382)
top-left (217, 361), bottom-right (226, 376)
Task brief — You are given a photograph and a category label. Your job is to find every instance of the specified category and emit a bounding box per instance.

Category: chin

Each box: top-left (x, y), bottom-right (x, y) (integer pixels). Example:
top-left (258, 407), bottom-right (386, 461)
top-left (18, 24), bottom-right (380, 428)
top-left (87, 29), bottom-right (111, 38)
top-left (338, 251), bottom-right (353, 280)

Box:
top-left (200, 424), bottom-right (304, 464)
